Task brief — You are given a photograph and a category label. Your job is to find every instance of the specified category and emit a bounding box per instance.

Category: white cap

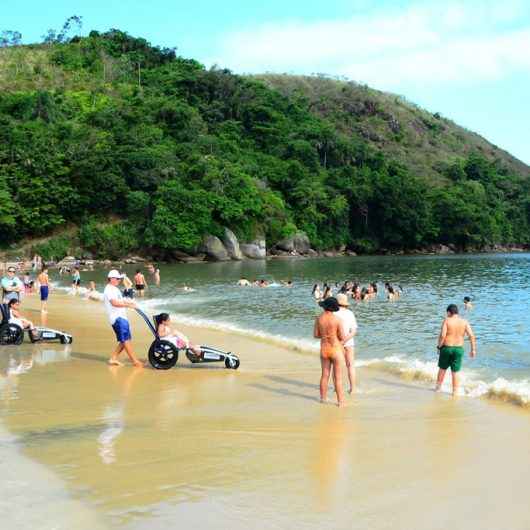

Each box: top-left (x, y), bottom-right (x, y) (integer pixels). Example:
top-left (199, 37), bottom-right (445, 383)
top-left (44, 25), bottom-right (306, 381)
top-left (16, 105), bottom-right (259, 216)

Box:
top-left (107, 269), bottom-right (124, 279)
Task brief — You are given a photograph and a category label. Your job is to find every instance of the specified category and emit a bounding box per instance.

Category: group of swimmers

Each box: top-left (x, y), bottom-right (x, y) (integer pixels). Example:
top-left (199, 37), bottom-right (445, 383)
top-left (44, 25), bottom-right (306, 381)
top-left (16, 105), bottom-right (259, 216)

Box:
top-left (237, 278), bottom-right (293, 288)
top-left (312, 281), bottom-right (403, 302)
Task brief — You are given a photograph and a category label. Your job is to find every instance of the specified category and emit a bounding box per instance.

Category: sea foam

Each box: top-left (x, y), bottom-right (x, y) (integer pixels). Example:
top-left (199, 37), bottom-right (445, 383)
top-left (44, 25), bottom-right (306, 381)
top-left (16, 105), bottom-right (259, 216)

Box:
top-left (138, 297), bottom-right (530, 409)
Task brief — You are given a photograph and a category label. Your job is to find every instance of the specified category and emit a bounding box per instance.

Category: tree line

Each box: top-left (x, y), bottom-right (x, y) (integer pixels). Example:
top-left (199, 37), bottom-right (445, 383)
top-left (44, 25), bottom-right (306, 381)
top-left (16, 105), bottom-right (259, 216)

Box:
top-left (1, 28), bottom-right (529, 258)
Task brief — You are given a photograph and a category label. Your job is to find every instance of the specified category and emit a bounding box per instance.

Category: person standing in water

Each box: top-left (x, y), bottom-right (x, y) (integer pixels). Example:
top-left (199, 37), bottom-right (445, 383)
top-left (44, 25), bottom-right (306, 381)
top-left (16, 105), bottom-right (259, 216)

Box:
top-left (314, 297), bottom-right (345, 407)
top-left (335, 293), bottom-right (358, 394)
top-left (148, 264), bottom-right (160, 287)
top-left (104, 270), bottom-right (143, 367)
top-left (134, 269), bottom-right (147, 297)
top-left (436, 304), bottom-right (476, 396)
top-left (72, 267), bottom-right (81, 294)
top-left (463, 296), bottom-right (473, 310)
top-left (37, 266), bottom-right (50, 312)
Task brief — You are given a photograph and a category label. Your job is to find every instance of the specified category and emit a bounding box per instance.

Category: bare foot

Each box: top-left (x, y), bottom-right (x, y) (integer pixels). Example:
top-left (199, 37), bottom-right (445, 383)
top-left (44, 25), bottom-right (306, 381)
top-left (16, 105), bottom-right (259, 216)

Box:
top-left (320, 398), bottom-right (328, 404)
top-left (108, 359), bottom-right (123, 366)
top-left (434, 385), bottom-right (442, 392)
top-left (132, 360), bottom-right (144, 368)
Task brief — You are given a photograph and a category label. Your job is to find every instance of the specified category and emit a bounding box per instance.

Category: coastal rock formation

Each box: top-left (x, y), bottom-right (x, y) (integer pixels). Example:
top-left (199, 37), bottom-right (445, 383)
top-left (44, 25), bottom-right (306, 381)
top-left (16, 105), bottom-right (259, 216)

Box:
top-left (276, 232), bottom-right (311, 254)
top-left (222, 228), bottom-right (243, 260)
top-left (240, 238), bottom-right (266, 259)
top-left (199, 235), bottom-right (230, 261)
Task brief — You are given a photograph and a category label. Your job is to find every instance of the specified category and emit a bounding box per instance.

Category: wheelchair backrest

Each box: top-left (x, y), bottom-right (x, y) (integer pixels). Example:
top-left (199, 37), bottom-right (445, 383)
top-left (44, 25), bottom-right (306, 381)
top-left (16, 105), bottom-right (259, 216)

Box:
top-left (0, 303), bottom-right (10, 325)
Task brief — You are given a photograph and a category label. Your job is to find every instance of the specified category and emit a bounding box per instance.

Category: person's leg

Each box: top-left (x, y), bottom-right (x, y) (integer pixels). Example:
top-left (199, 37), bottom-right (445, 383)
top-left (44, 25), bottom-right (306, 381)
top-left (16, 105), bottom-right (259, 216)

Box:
top-left (108, 343), bottom-right (125, 366)
top-left (123, 340), bottom-right (143, 367)
top-left (344, 346), bottom-right (356, 394)
top-left (450, 348), bottom-right (464, 396)
top-left (331, 357), bottom-right (345, 406)
top-left (435, 369), bottom-right (446, 391)
top-left (451, 371), bottom-right (460, 396)
top-left (320, 357), bottom-right (332, 402)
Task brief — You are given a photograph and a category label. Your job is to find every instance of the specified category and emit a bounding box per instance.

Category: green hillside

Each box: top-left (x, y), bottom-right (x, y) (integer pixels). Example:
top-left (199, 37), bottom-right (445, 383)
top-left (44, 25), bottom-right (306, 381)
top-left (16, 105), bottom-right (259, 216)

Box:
top-left (255, 74), bottom-right (530, 183)
top-left (1, 28), bottom-right (529, 259)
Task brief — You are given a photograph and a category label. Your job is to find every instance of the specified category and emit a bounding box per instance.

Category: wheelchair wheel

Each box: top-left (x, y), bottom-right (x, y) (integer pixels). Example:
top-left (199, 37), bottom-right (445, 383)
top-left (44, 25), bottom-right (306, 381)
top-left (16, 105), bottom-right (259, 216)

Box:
top-left (225, 356), bottom-right (240, 370)
top-left (148, 340), bottom-right (179, 370)
top-left (0, 323), bottom-right (24, 345)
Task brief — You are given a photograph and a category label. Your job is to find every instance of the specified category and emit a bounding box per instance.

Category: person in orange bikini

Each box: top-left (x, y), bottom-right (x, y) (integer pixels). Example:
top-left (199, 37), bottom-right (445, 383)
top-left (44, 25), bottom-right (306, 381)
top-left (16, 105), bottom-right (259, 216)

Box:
top-left (314, 297), bottom-right (345, 407)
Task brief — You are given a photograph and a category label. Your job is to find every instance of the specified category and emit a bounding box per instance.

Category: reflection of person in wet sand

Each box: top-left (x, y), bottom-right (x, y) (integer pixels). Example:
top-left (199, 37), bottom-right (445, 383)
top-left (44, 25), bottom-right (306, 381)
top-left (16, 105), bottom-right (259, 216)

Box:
top-left (98, 366), bottom-right (143, 464)
top-left (314, 297), bottom-right (345, 407)
top-left (436, 304), bottom-right (476, 396)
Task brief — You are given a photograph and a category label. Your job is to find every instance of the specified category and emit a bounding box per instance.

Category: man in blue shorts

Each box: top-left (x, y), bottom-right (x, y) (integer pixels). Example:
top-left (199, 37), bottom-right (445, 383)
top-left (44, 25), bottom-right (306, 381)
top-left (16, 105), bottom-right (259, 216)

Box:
top-left (103, 270), bottom-right (143, 367)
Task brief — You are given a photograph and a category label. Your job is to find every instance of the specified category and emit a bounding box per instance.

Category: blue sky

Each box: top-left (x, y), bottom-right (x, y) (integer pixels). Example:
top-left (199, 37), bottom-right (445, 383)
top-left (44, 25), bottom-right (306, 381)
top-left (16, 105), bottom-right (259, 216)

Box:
top-left (3, 0), bottom-right (530, 164)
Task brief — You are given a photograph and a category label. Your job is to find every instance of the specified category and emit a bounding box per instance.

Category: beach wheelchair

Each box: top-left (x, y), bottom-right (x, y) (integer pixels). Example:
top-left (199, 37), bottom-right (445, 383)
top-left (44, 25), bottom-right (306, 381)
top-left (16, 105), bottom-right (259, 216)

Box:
top-left (135, 308), bottom-right (240, 370)
top-left (0, 303), bottom-right (23, 345)
top-left (0, 303), bottom-right (73, 346)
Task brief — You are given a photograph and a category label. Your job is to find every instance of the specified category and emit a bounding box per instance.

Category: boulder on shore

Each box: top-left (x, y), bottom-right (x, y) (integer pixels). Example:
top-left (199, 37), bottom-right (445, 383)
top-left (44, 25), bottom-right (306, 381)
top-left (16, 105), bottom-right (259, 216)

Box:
top-left (199, 235), bottom-right (230, 261)
top-left (240, 238), bottom-right (266, 259)
top-left (276, 231), bottom-right (311, 254)
top-left (222, 228), bottom-right (243, 260)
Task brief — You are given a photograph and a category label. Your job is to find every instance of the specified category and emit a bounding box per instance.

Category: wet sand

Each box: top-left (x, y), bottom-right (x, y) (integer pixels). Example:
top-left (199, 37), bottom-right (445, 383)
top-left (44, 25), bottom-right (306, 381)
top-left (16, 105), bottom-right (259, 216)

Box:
top-left (1, 294), bottom-right (530, 530)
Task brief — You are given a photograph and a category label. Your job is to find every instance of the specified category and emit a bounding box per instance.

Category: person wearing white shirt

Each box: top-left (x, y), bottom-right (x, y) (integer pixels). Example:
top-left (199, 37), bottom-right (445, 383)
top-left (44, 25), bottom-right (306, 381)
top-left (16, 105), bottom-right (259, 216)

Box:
top-left (335, 293), bottom-right (358, 394)
top-left (103, 270), bottom-right (142, 367)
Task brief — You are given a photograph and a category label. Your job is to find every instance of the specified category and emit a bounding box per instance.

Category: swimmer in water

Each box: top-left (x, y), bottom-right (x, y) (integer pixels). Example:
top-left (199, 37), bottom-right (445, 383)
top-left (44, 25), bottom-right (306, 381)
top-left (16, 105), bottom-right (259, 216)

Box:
top-left (238, 278), bottom-right (251, 286)
top-left (463, 296), bottom-right (473, 310)
top-left (314, 297), bottom-right (345, 407)
top-left (312, 284), bottom-right (322, 301)
top-left (322, 284), bottom-right (333, 300)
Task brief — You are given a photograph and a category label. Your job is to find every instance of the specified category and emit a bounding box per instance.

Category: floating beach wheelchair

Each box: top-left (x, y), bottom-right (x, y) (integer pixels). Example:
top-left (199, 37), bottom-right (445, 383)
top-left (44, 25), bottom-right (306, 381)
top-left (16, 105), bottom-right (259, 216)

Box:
top-left (135, 308), bottom-right (240, 370)
top-left (0, 303), bottom-right (73, 346)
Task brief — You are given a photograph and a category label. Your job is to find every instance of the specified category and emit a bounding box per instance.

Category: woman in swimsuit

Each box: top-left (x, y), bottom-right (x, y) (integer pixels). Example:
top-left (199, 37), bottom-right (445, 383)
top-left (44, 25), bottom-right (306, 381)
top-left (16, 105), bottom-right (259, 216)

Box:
top-left (314, 297), bottom-right (345, 407)
top-left (155, 313), bottom-right (202, 357)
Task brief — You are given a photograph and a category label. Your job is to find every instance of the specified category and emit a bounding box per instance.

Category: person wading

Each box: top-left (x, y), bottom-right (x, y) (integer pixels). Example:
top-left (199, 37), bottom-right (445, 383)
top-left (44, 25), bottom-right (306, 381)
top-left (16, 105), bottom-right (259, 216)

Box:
top-left (436, 304), bottom-right (476, 396)
top-left (314, 297), bottom-right (345, 407)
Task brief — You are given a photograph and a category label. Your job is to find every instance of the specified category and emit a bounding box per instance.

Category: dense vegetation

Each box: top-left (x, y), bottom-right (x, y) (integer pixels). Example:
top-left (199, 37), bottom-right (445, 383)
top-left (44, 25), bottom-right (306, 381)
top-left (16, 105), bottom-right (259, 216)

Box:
top-left (1, 27), bottom-right (529, 259)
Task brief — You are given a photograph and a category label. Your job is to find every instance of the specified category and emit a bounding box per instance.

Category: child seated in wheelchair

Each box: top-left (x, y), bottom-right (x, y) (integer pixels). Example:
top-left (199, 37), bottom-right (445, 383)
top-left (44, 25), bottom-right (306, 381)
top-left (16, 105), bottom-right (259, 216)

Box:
top-left (8, 299), bottom-right (39, 341)
top-left (154, 313), bottom-right (202, 357)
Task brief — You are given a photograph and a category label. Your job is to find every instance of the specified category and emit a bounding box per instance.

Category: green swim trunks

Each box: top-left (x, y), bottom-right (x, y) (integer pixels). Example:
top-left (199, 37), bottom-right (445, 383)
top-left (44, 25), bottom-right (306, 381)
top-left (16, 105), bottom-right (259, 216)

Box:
top-left (438, 346), bottom-right (464, 372)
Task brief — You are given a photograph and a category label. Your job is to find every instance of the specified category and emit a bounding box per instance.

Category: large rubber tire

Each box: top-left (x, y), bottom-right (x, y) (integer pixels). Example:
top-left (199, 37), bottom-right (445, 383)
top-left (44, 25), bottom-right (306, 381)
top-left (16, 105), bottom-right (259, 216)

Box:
top-left (225, 356), bottom-right (240, 370)
top-left (148, 340), bottom-right (179, 370)
top-left (0, 323), bottom-right (24, 345)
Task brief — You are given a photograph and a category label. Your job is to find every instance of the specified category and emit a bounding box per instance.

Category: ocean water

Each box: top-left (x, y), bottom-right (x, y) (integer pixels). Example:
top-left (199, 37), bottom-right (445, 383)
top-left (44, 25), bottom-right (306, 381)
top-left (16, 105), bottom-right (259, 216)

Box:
top-left (55, 254), bottom-right (530, 406)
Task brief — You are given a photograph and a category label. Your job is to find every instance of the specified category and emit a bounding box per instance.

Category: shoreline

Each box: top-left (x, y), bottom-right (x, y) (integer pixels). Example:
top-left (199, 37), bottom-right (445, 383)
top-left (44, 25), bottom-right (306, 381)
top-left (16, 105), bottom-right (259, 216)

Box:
top-left (3, 294), bottom-right (530, 529)
top-left (16, 292), bottom-right (530, 411)
top-left (2, 246), bottom-right (529, 270)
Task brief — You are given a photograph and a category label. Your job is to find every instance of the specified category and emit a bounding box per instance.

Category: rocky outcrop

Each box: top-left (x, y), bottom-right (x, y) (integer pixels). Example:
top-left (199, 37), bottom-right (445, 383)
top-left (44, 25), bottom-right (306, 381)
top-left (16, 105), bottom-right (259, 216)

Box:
top-left (222, 228), bottom-right (243, 260)
top-left (199, 235), bottom-right (230, 261)
top-left (240, 238), bottom-right (266, 259)
top-left (275, 231), bottom-right (311, 254)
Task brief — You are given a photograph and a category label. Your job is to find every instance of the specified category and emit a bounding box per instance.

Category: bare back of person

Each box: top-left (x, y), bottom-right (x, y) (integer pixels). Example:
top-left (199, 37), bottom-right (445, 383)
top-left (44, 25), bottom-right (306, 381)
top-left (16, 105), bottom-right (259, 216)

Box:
top-left (315, 312), bottom-right (344, 360)
top-left (441, 315), bottom-right (468, 347)
top-left (37, 272), bottom-right (49, 285)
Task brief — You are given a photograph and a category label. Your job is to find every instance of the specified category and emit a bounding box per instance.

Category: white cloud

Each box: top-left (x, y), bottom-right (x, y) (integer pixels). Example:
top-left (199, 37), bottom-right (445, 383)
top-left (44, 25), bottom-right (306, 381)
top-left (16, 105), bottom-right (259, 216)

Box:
top-left (210, 0), bottom-right (530, 89)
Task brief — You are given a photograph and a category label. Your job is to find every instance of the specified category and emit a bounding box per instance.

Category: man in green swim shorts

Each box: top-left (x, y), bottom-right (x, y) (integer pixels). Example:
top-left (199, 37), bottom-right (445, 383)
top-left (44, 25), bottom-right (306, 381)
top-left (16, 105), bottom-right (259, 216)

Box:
top-left (436, 304), bottom-right (476, 396)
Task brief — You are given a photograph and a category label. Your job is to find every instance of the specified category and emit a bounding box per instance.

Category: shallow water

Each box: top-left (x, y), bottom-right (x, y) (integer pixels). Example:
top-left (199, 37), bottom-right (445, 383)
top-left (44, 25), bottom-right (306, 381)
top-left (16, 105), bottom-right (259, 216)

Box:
top-left (4, 254), bottom-right (530, 529)
top-left (59, 254), bottom-right (530, 403)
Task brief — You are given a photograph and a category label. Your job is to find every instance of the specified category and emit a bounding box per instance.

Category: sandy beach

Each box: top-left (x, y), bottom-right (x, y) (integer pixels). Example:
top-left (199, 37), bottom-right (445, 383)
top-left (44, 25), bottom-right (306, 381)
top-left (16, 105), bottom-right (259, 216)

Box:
top-left (1, 293), bottom-right (530, 530)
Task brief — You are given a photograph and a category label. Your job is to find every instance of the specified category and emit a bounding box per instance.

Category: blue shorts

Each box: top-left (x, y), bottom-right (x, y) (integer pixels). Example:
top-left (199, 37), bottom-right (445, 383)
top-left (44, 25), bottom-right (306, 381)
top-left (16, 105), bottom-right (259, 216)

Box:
top-left (112, 317), bottom-right (132, 343)
top-left (40, 285), bottom-right (49, 301)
